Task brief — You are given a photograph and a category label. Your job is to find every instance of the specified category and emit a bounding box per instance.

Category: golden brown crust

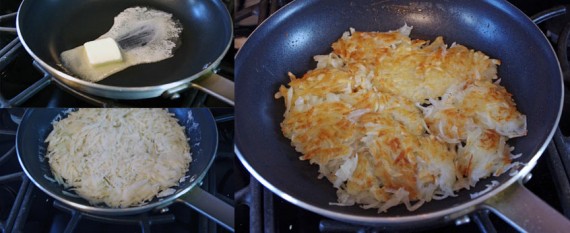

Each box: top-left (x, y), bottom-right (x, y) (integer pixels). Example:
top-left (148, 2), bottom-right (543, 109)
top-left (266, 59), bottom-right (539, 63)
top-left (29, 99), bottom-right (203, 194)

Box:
top-left (276, 26), bottom-right (525, 212)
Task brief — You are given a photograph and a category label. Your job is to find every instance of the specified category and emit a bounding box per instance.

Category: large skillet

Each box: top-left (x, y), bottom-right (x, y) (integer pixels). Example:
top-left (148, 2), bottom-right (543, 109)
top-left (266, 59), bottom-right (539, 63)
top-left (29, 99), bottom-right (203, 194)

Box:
top-left (235, 0), bottom-right (567, 231)
top-left (16, 0), bottom-right (234, 105)
top-left (16, 108), bottom-right (234, 231)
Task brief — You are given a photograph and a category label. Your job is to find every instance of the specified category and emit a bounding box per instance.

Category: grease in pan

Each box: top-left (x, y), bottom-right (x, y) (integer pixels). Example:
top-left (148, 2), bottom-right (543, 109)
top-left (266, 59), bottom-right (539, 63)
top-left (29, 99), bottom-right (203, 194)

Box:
top-left (60, 7), bottom-right (183, 82)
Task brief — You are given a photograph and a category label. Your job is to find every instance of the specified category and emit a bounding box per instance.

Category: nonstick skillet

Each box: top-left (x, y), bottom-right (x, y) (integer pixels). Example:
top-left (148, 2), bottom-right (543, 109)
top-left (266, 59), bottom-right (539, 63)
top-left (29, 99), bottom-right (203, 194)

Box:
top-left (17, 0), bottom-right (234, 105)
top-left (17, 108), bottom-right (234, 231)
top-left (235, 0), bottom-right (567, 231)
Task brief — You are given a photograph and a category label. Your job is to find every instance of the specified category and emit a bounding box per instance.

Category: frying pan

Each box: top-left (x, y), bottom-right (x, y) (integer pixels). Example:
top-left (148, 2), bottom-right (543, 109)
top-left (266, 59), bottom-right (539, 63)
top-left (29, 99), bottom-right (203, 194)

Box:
top-left (16, 0), bottom-right (234, 105)
top-left (235, 0), bottom-right (568, 231)
top-left (16, 108), bottom-right (234, 231)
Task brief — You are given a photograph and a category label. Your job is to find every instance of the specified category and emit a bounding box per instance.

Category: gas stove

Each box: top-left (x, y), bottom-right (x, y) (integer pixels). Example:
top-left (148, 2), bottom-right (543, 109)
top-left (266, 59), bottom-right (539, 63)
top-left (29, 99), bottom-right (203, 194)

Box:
top-left (0, 108), bottom-right (235, 233)
top-left (234, 1), bottom-right (570, 232)
top-left (0, 0), bottom-right (234, 108)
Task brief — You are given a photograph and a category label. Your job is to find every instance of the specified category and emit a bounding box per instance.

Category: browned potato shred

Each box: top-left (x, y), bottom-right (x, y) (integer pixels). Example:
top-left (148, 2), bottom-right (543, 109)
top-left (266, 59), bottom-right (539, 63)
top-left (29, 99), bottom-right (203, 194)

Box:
top-left (275, 25), bottom-right (526, 212)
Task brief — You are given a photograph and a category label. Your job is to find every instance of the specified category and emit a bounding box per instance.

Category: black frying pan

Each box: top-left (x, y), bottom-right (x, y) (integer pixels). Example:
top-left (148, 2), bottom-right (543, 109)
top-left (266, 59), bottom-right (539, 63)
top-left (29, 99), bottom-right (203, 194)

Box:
top-left (16, 0), bottom-right (234, 104)
top-left (235, 0), bottom-right (567, 231)
top-left (16, 108), bottom-right (233, 231)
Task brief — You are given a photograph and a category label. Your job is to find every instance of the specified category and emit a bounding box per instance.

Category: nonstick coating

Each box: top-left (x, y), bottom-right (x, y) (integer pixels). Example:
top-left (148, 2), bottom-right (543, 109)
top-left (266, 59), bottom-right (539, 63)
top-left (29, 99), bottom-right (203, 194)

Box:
top-left (16, 108), bottom-right (218, 215)
top-left (235, 0), bottom-right (563, 227)
top-left (17, 0), bottom-right (232, 88)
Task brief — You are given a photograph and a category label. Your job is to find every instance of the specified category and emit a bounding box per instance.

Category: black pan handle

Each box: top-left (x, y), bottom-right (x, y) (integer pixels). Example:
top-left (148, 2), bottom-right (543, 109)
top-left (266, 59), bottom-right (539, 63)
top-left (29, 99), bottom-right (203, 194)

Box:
top-left (176, 187), bottom-right (234, 232)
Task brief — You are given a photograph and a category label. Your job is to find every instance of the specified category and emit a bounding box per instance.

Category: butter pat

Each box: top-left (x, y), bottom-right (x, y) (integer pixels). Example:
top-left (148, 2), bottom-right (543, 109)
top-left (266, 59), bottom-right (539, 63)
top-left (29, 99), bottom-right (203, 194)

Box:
top-left (83, 38), bottom-right (123, 66)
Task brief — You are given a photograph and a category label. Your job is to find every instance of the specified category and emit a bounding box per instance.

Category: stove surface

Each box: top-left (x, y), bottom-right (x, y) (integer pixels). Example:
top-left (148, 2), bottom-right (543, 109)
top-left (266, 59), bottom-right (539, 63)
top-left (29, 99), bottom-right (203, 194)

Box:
top-left (4, 0), bottom-right (570, 232)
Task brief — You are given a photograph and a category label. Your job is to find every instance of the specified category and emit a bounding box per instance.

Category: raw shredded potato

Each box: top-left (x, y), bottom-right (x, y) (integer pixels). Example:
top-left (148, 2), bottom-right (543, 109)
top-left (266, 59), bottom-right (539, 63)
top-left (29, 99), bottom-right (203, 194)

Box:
top-left (276, 25), bottom-right (527, 212)
top-left (45, 108), bottom-right (191, 208)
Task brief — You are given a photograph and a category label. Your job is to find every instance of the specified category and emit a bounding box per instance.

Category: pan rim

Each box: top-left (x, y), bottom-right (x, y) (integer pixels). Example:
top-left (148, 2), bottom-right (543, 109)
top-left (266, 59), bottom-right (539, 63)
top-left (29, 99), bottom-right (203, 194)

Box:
top-left (15, 0), bottom-right (234, 100)
top-left (235, 125), bottom-right (556, 226)
top-left (234, 0), bottom-right (565, 227)
top-left (16, 108), bottom-right (219, 216)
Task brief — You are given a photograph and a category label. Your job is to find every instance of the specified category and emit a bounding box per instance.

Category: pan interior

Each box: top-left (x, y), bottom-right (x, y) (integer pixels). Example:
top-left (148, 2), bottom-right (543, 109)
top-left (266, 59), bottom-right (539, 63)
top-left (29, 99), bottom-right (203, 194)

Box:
top-left (17, 0), bottom-right (232, 87)
top-left (16, 108), bottom-right (218, 215)
top-left (235, 0), bottom-right (562, 223)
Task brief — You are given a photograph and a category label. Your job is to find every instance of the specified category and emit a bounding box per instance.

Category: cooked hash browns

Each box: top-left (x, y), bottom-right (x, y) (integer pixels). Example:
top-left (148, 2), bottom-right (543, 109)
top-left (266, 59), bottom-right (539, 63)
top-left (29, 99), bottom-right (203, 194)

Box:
top-left (275, 25), bottom-right (527, 212)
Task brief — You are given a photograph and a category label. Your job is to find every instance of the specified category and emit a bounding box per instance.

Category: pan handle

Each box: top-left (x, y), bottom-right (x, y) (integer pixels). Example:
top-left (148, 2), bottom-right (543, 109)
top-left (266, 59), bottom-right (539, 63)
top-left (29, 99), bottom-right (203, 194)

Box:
top-left (176, 187), bottom-right (234, 232)
top-left (482, 180), bottom-right (570, 232)
top-left (191, 73), bottom-right (235, 106)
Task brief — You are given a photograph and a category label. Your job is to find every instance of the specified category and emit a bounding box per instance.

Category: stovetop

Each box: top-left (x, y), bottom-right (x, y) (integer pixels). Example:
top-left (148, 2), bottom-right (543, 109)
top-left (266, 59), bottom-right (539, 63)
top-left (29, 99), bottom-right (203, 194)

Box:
top-left (5, 0), bottom-right (570, 232)
top-left (234, 0), bottom-right (570, 232)
top-left (0, 108), bottom-right (235, 233)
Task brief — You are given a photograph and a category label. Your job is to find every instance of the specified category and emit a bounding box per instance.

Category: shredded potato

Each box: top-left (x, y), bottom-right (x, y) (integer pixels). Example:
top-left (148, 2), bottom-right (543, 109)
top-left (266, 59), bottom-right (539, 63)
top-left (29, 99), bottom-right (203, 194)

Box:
top-left (276, 25), bottom-right (526, 212)
top-left (45, 108), bottom-right (191, 208)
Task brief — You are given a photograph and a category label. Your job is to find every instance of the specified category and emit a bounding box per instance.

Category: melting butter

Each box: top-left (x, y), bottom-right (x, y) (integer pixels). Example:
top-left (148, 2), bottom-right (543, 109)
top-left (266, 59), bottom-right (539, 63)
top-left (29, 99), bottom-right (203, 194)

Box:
top-left (60, 7), bottom-right (183, 82)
